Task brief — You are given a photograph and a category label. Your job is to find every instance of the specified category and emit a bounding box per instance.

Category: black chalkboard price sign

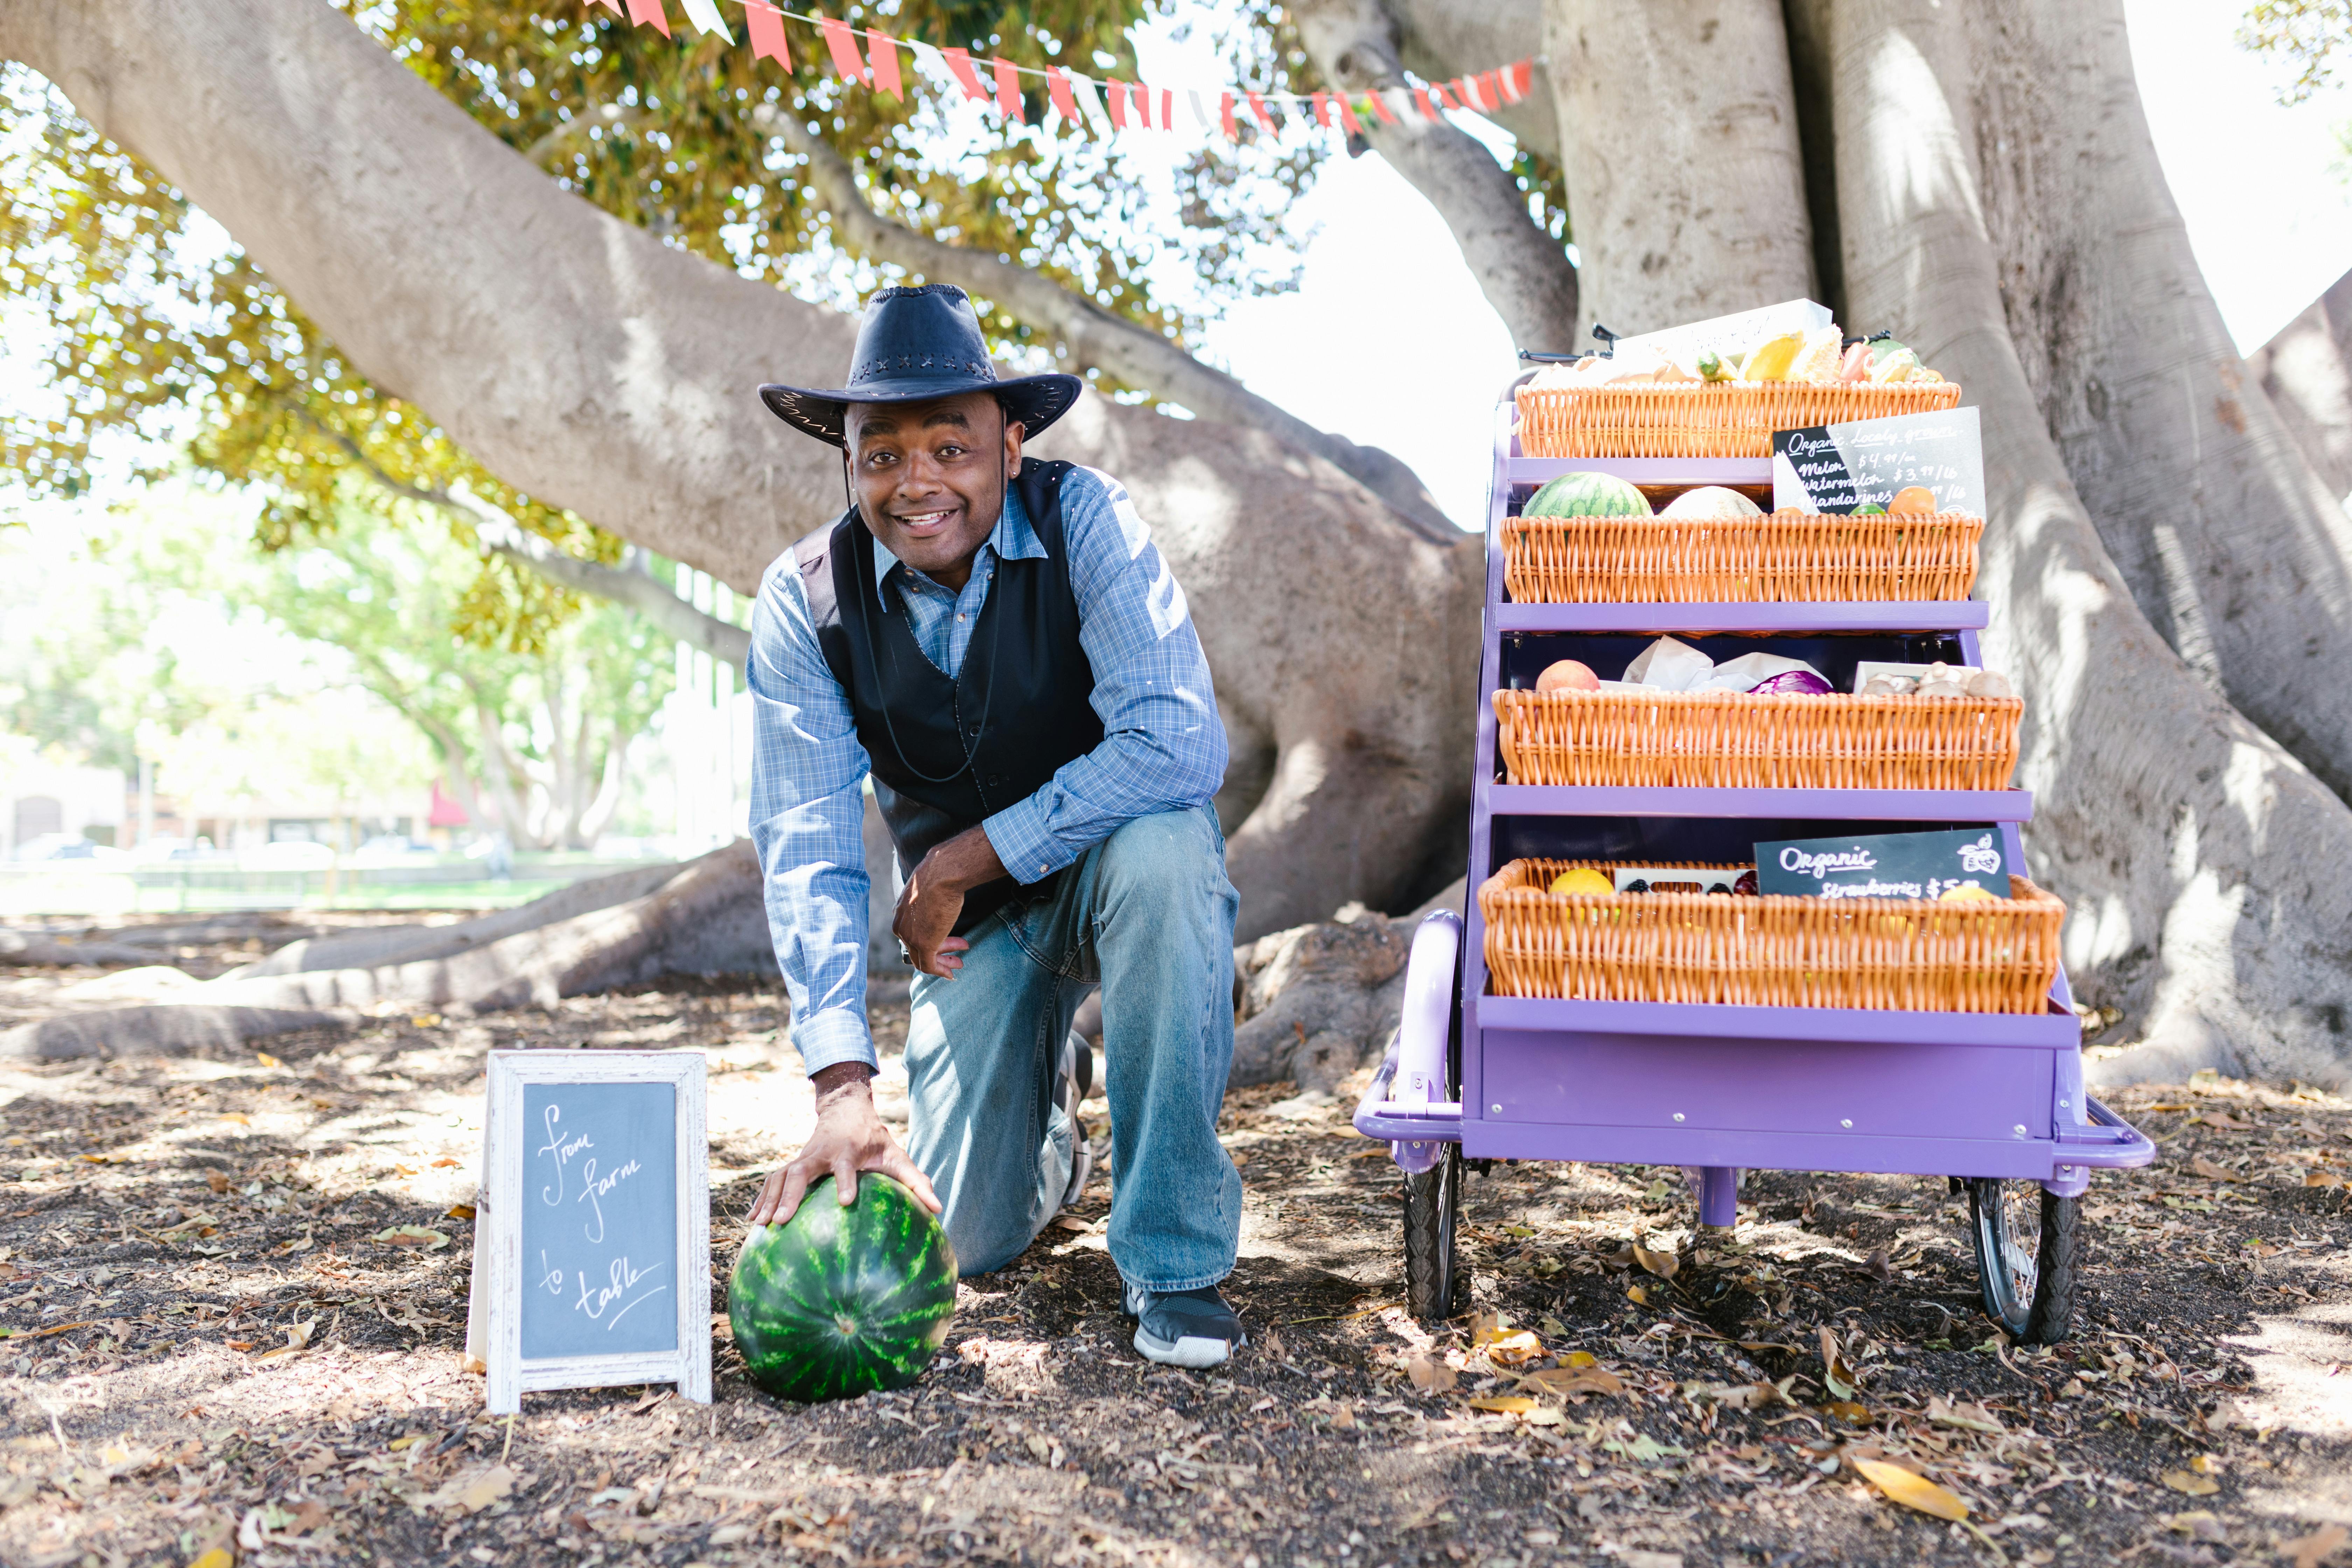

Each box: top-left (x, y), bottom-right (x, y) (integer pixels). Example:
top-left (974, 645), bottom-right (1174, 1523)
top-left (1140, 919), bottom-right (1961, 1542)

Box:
top-left (1771, 405), bottom-right (1983, 516)
top-left (465, 1050), bottom-right (710, 1414)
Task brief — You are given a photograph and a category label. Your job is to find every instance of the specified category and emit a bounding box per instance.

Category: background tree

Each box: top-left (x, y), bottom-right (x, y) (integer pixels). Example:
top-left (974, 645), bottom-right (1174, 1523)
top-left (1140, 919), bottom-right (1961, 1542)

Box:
top-left (7, 0), bottom-right (2352, 1088)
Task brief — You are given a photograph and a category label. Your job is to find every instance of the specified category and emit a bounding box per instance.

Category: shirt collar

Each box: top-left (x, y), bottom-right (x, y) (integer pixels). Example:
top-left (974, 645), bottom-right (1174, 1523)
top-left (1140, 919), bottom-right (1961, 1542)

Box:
top-left (868, 479), bottom-right (1048, 593)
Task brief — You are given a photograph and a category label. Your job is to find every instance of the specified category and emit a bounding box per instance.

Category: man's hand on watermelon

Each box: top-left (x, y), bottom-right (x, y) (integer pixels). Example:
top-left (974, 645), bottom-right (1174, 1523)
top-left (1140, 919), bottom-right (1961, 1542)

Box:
top-left (749, 1063), bottom-right (943, 1224)
top-left (892, 824), bottom-right (1005, 978)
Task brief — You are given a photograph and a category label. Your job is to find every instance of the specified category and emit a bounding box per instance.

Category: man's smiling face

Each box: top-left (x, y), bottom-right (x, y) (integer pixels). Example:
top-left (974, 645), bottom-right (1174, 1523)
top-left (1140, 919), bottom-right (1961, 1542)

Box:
top-left (846, 392), bottom-right (1023, 593)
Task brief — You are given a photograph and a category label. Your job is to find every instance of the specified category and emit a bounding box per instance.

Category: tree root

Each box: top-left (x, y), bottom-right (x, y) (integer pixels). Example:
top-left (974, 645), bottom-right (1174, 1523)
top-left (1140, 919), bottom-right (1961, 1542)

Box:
top-left (0, 844), bottom-right (776, 1062)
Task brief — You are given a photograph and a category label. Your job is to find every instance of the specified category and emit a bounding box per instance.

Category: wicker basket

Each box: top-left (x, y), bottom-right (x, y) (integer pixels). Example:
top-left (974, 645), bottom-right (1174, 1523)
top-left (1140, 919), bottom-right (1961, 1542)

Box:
top-left (1502, 511), bottom-right (1983, 604)
top-left (1494, 689), bottom-right (2022, 790)
top-left (1480, 859), bottom-right (2064, 1014)
top-left (1515, 381), bottom-right (1964, 458)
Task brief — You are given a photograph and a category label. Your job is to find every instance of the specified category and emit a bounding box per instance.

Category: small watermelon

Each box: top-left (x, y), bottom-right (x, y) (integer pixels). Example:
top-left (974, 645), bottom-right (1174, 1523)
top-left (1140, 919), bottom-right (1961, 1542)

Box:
top-left (729, 1174), bottom-right (957, 1403)
top-left (1524, 472), bottom-right (1653, 519)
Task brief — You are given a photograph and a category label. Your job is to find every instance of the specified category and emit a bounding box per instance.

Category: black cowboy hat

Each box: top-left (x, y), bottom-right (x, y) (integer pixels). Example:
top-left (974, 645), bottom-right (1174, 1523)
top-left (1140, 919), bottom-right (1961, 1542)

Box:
top-left (758, 283), bottom-right (1083, 447)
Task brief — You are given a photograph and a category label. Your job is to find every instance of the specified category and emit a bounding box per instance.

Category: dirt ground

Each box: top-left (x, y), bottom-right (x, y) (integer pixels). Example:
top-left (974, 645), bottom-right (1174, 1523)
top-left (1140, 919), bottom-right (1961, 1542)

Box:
top-left (1, 913), bottom-right (2347, 1568)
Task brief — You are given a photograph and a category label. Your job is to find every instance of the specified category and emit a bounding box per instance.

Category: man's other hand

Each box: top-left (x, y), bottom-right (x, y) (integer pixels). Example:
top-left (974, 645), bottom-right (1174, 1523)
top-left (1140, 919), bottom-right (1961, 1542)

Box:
top-left (894, 824), bottom-right (1006, 978)
top-left (747, 1062), bottom-right (941, 1227)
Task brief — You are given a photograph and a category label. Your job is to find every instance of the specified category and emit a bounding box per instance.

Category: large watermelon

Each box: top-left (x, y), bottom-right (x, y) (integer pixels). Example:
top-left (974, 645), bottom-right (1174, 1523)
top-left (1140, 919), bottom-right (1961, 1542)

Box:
top-left (729, 1174), bottom-right (957, 1403)
top-left (1524, 471), bottom-right (1653, 519)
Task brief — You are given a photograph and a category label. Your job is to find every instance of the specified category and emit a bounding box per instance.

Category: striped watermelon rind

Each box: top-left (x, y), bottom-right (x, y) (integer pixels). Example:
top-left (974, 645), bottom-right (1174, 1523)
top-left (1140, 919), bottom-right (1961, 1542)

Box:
top-left (1524, 471), bottom-right (1653, 519)
top-left (728, 1174), bottom-right (958, 1404)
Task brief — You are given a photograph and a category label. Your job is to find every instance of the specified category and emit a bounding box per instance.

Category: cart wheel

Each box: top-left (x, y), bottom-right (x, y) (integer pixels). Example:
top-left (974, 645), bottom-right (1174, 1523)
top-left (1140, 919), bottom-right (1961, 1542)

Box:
top-left (1965, 1178), bottom-right (2078, 1344)
top-left (1403, 1142), bottom-right (1467, 1322)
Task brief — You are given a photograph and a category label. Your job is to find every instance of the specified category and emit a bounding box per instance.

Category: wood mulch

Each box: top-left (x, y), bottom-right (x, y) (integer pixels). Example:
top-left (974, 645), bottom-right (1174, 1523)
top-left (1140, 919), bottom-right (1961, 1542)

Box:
top-left (0, 917), bottom-right (2347, 1568)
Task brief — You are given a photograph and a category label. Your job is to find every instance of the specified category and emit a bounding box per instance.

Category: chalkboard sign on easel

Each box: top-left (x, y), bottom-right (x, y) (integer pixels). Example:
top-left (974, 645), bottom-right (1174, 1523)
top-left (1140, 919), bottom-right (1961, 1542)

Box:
top-left (465, 1051), bottom-right (710, 1414)
top-left (1771, 406), bottom-right (1983, 516)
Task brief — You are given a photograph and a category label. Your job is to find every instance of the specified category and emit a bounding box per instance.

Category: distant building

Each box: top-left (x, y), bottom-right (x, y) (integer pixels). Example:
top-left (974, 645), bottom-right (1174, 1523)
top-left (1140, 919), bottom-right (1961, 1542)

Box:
top-left (1, 761), bottom-right (125, 857)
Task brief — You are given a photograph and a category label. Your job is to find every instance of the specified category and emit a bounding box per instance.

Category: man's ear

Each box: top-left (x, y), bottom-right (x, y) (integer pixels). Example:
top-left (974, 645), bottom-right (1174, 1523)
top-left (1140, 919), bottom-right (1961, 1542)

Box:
top-left (1003, 418), bottom-right (1026, 480)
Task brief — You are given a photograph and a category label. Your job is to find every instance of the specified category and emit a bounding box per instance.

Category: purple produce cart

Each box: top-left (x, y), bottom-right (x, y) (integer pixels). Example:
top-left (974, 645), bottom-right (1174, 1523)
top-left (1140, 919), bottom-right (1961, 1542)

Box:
top-left (1354, 396), bottom-right (2155, 1343)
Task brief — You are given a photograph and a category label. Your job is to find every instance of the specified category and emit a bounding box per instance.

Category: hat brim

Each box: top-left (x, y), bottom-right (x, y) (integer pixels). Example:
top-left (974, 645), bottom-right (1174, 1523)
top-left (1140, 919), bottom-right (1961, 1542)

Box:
top-left (757, 371), bottom-right (1083, 448)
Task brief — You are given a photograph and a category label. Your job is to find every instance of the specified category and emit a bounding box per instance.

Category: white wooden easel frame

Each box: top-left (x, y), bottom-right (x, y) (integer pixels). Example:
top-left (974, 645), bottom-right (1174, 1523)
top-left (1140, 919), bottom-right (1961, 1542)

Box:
top-left (465, 1050), bottom-right (710, 1415)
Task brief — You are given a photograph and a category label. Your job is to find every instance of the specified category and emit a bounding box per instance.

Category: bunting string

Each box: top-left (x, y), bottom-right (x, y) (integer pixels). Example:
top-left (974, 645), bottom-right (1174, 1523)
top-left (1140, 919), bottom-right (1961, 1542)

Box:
top-left (583, 0), bottom-right (1536, 145)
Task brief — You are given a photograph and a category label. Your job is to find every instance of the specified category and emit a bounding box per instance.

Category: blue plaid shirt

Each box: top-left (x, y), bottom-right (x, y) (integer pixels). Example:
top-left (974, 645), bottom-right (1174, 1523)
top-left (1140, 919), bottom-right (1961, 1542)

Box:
top-left (747, 465), bottom-right (1228, 1076)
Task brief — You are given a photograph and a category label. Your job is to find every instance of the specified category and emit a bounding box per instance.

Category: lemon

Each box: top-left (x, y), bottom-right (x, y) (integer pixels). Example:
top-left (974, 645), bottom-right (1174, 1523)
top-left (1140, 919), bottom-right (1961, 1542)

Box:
top-left (1741, 331), bottom-right (1805, 382)
top-left (1548, 867), bottom-right (1615, 897)
top-left (1940, 883), bottom-right (1998, 902)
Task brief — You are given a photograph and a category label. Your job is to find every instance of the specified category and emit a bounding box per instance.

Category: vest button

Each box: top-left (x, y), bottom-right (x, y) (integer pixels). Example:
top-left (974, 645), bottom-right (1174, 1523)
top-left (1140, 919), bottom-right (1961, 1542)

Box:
top-left (986, 774), bottom-right (1005, 788)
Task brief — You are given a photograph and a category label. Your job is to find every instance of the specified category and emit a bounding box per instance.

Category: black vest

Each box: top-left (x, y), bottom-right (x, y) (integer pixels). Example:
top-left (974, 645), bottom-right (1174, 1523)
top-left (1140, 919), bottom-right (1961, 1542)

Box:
top-left (796, 461), bottom-right (1103, 934)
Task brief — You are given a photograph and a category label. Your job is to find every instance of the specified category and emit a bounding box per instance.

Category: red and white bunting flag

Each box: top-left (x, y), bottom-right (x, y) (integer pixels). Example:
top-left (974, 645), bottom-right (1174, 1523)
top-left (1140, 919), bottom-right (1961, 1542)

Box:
top-left (1507, 59), bottom-right (1534, 102)
top-left (678, 0), bottom-right (731, 41)
top-left (1188, 89), bottom-right (1213, 130)
top-left (1158, 88), bottom-right (1175, 129)
top-left (1046, 66), bottom-right (1077, 125)
top-left (1106, 79), bottom-right (1130, 130)
top-left (1220, 91), bottom-right (1238, 139)
top-left (1135, 81), bottom-right (1155, 129)
top-left (1074, 74), bottom-right (1113, 133)
top-left (1433, 80), bottom-right (1464, 111)
top-left (941, 46), bottom-right (990, 103)
top-left (586, 0), bottom-right (622, 14)
top-left (624, 0), bottom-right (670, 36)
top-left (1477, 69), bottom-right (1503, 111)
top-left (867, 31), bottom-right (903, 97)
top-left (991, 56), bottom-right (1024, 122)
top-left (817, 15), bottom-right (867, 85)
top-left (1337, 91), bottom-right (1364, 135)
top-left (1246, 90), bottom-right (1276, 134)
top-left (742, 0), bottom-right (790, 67)
top-left (1310, 90), bottom-right (1332, 128)
top-left (1366, 88), bottom-right (1400, 125)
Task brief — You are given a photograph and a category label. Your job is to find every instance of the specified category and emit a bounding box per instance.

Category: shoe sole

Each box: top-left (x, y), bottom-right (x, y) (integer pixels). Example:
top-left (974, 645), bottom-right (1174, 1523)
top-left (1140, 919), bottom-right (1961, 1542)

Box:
top-left (1133, 1326), bottom-right (1239, 1369)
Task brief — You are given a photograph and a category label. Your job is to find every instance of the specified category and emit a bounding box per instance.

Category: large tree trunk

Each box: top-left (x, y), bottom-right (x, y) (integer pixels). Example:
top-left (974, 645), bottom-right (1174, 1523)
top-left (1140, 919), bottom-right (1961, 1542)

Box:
top-left (1290, 0), bottom-right (1580, 354)
top-left (1540, 0), bottom-right (1816, 335)
top-left (1960, 0), bottom-right (2352, 804)
top-left (2248, 268), bottom-right (2352, 502)
top-left (0, 0), bottom-right (1481, 944)
top-left (1814, 0), bottom-right (2352, 1085)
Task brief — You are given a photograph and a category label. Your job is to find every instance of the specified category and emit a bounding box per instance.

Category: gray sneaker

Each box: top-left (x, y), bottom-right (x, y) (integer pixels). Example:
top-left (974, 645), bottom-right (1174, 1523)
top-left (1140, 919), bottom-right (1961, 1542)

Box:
top-left (1122, 1281), bottom-right (1245, 1369)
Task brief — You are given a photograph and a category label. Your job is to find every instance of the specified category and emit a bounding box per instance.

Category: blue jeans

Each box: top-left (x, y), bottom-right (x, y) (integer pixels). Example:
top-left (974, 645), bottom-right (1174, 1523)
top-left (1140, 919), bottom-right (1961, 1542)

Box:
top-left (902, 806), bottom-right (1242, 1289)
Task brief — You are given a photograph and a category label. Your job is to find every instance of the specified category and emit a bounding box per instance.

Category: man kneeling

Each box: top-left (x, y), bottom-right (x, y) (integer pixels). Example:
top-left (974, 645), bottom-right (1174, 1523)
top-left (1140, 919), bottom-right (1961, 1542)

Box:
top-left (742, 284), bottom-right (1245, 1368)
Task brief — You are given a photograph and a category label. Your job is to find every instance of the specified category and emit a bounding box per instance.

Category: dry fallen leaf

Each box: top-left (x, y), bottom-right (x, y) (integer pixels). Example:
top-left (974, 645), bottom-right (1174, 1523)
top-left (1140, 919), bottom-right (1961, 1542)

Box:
top-left (426, 1464), bottom-right (517, 1515)
top-left (411, 1014), bottom-right (443, 1028)
top-left (372, 1225), bottom-right (450, 1251)
top-left (1626, 1284), bottom-right (1650, 1306)
top-left (2306, 1171), bottom-right (2348, 1189)
top-left (1469, 1310), bottom-right (1506, 1343)
top-left (1819, 1325), bottom-right (1860, 1400)
top-left (445, 1203), bottom-right (477, 1221)
top-left (1524, 1366), bottom-right (1624, 1398)
top-left (190, 1552), bottom-right (233, 1568)
top-left (432, 1156), bottom-right (463, 1168)
top-left (1611, 1550), bottom-right (1683, 1568)
top-left (1853, 1458), bottom-right (1969, 1521)
top-left (255, 1052), bottom-right (283, 1069)
top-left (252, 1319), bottom-right (316, 1366)
top-left (2189, 1156), bottom-right (2241, 1182)
top-left (1630, 1242), bottom-right (1680, 1280)
top-left (2282, 1524), bottom-right (2349, 1568)
top-left (1468, 1395), bottom-right (1537, 1415)
top-left (2162, 1512), bottom-right (2226, 1543)
top-left (1049, 1216), bottom-right (1093, 1234)
top-left (1483, 1330), bottom-right (1545, 1366)
top-left (1560, 1348), bottom-right (1595, 1367)
top-left (205, 1172), bottom-right (232, 1194)
top-left (219, 1113), bottom-right (251, 1127)
top-left (1406, 1353), bottom-right (1457, 1394)
top-left (1927, 1395), bottom-right (2005, 1434)
top-left (2160, 1469), bottom-right (2220, 1497)
top-left (1822, 1400), bottom-right (1871, 1424)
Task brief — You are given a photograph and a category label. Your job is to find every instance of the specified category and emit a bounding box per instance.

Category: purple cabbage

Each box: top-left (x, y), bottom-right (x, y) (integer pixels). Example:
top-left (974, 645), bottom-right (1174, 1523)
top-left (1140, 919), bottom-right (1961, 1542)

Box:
top-left (1748, 669), bottom-right (1834, 696)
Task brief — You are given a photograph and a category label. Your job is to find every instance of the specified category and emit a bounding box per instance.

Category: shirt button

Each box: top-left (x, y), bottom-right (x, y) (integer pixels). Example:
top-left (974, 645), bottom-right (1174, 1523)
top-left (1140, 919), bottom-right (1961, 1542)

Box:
top-left (957, 614), bottom-right (966, 621)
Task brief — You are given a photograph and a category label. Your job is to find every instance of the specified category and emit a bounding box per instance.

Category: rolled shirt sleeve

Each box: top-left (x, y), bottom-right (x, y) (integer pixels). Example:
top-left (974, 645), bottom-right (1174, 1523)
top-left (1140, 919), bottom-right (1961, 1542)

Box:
top-left (979, 467), bottom-right (1230, 882)
top-left (746, 550), bottom-right (879, 1076)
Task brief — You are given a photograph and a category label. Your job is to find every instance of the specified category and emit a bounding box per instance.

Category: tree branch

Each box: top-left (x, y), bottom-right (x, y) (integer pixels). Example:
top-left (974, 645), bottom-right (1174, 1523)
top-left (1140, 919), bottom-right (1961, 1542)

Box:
top-left (304, 413), bottom-right (752, 666)
top-left (756, 104), bottom-right (1461, 543)
top-left (1289, 0), bottom-right (1579, 355)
